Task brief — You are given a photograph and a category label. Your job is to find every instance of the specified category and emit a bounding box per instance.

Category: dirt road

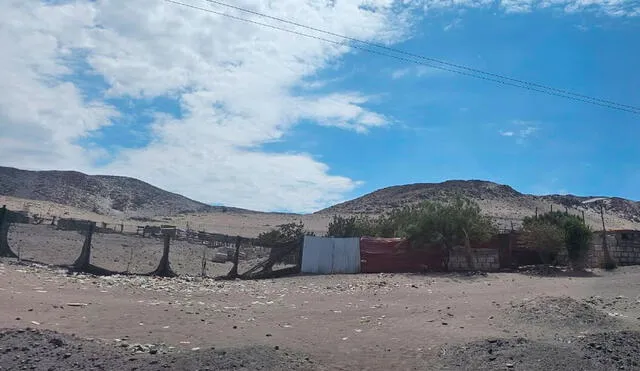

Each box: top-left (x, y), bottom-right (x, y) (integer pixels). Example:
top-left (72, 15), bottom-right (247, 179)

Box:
top-left (1, 260), bottom-right (640, 370)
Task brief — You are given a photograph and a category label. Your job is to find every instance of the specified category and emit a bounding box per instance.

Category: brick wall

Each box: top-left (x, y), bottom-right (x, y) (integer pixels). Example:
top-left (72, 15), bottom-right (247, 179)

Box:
top-left (588, 231), bottom-right (640, 267)
top-left (449, 247), bottom-right (500, 271)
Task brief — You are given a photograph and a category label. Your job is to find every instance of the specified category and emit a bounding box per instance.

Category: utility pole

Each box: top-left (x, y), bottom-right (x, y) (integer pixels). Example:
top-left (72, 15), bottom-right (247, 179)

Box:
top-left (599, 202), bottom-right (614, 268)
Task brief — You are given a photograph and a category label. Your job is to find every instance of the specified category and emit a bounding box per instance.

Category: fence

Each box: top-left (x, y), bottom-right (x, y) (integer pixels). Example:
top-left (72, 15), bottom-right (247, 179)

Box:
top-left (0, 206), bottom-right (301, 279)
top-left (2, 203), bottom-right (639, 276)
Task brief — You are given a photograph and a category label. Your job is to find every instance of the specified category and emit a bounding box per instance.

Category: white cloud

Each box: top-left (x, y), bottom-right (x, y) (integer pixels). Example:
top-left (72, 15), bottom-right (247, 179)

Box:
top-left (499, 120), bottom-right (539, 143)
top-left (444, 17), bottom-right (462, 31)
top-left (0, 0), bottom-right (415, 212)
top-left (0, 0), bottom-right (633, 213)
top-left (419, 0), bottom-right (638, 16)
top-left (390, 65), bottom-right (449, 79)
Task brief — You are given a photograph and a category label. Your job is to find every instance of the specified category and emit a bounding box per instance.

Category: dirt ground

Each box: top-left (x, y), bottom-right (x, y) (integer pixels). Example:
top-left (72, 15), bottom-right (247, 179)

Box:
top-left (1, 248), bottom-right (640, 371)
top-left (7, 224), bottom-right (270, 277)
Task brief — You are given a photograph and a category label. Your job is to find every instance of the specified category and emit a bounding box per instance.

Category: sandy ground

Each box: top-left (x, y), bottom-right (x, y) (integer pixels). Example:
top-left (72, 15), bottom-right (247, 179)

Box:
top-left (7, 224), bottom-right (273, 277)
top-left (2, 224), bottom-right (640, 370)
top-left (3, 194), bottom-right (640, 239)
top-left (1, 256), bottom-right (640, 370)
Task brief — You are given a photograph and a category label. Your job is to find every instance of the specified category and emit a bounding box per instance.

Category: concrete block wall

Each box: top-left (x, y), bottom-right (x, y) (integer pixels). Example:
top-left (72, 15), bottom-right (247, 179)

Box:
top-left (588, 232), bottom-right (640, 268)
top-left (449, 247), bottom-right (500, 271)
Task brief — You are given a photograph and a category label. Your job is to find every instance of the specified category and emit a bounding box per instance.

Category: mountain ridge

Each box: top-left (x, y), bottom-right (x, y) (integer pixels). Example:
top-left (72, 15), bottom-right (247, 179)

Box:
top-left (0, 166), bottom-right (639, 231)
top-left (0, 166), bottom-right (250, 217)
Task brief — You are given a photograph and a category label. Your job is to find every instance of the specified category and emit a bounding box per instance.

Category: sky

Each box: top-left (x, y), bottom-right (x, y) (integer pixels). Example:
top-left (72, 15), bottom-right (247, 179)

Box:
top-left (1, 0), bottom-right (639, 213)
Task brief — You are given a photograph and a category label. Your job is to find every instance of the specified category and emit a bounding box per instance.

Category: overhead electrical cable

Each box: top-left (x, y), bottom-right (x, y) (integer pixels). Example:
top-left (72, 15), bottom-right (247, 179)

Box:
top-left (202, 0), bottom-right (638, 112)
top-left (164, 0), bottom-right (640, 115)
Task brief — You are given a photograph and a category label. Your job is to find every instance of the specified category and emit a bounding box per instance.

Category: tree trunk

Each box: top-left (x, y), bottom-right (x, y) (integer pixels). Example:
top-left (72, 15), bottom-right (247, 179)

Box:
top-left (442, 241), bottom-right (451, 272)
top-left (0, 205), bottom-right (18, 258)
top-left (600, 204), bottom-right (615, 269)
top-left (150, 233), bottom-right (177, 277)
top-left (201, 243), bottom-right (207, 277)
top-left (73, 222), bottom-right (95, 270)
top-left (462, 228), bottom-right (476, 271)
top-left (227, 236), bottom-right (241, 278)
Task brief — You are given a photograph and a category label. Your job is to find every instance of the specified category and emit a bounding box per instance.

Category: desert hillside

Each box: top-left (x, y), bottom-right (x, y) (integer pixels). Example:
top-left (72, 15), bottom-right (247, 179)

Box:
top-left (0, 166), bottom-right (249, 217)
top-left (318, 180), bottom-right (640, 231)
top-left (1, 168), bottom-right (639, 236)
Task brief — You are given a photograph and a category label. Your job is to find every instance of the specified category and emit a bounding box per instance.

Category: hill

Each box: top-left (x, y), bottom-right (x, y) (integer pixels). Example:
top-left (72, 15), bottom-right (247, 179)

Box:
top-left (1, 167), bottom-right (639, 233)
top-left (0, 166), bottom-right (240, 217)
top-left (318, 180), bottom-right (640, 230)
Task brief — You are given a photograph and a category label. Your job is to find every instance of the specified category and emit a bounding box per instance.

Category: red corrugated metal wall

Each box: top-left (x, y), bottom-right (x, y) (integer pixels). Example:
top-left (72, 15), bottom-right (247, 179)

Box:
top-left (359, 237), bottom-right (446, 273)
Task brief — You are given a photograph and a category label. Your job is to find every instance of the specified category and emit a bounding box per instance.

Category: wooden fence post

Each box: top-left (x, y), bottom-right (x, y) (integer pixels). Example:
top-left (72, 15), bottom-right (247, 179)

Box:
top-left (72, 222), bottom-right (95, 270)
top-left (0, 205), bottom-right (18, 258)
top-left (227, 236), bottom-right (241, 278)
top-left (150, 233), bottom-right (177, 277)
top-left (599, 203), bottom-right (614, 269)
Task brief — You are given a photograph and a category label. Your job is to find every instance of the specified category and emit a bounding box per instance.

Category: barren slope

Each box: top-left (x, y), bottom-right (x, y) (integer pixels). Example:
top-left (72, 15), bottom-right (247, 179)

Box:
top-left (2, 167), bottom-right (640, 233)
top-left (0, 166), bottom-right (247, 217)
top-left (318, 180), bottom-right (640, 231)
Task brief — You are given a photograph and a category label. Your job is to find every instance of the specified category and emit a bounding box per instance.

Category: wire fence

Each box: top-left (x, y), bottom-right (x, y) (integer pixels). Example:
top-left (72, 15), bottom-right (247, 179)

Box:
top-left (0, 206), bottom-right (300, 280)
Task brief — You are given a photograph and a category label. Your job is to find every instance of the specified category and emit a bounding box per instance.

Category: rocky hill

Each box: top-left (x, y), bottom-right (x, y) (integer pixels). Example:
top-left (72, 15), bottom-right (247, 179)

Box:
top-left (1, 167), bottom-right (639, 231)
top-left (0, 166), bottom-right (234, 217)
top-left (318, 180), bottom-right (640, 230)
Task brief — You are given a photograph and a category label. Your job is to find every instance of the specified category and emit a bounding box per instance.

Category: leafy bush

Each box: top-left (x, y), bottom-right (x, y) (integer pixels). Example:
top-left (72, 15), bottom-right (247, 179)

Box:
top-left (325, 198), bottom-right (496, 270)
top-left (256, 221), bottom-right (314, 246)
top-left (398, 198), bottom-right (496, 247)
top-left (521, 220), bottom-right (565, 264)
top-left (522, 211), bottom-right (592, 268)
top-left (563, 217), bottom-right (592, 266)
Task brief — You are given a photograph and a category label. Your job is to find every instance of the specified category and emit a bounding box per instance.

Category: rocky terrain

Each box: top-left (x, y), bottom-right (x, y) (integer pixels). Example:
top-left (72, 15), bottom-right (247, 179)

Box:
top-left (319, 180), bottom-right (640, 230)
top-left (1, 167), bottom-right (640, 234)
top-left (0, 166), bottom-right (248, 217)
top-left (0, 328), bottom-right (313, 371)
top-left (1, 258), bottom-right (640, 370)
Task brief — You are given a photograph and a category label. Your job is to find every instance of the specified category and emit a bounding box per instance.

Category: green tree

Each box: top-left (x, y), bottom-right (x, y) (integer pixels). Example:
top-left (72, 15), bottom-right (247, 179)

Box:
top-left (256, 221), bottom-right (314, 247)
top-left (522, 211), bottom-right (592, 268)
top-left (563, 217), bottom-right (592, 268)
top-left (521, 219), bottom-right (565, 264)
top-left (326, 215), bottom-right (381, 237)
top-left (395, 198), bottom-right (497, 270)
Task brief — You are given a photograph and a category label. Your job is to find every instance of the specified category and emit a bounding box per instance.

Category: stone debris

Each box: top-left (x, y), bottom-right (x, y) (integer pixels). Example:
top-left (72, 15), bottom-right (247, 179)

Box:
top-left (66, 302), bottom-right (89, 307)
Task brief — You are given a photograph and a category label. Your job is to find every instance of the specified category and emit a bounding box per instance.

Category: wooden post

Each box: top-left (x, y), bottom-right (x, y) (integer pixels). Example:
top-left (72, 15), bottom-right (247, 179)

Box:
top-left (581, 210), bottom-right (585, 224)
top-left (227, 236), bottom-right (241, 278)
top-left (599, 203), bottom-right (614, 269)
top-left (73, 222), bottom-right (95, 270)
top-left (0, 205), bottom-right (18, 258)
top-left (120, 224), bottom-right (124, 233)
top-left (550, 204), bottom-right (553, 213)
top-left (51, 216), bottom-right (57, 226)
top-left (201, 243), bottom-right (207, 277)
top-left (535, 207), bottom-right (538, 219)
top-left (510, 221), bottom-right (514, 231)
top-left (150, 233), bottom-right (177, 277)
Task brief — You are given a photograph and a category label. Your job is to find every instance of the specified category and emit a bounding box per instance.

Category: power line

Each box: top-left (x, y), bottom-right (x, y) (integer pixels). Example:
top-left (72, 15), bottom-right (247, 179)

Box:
top-left (164, 0), bottom-right (640, 115)
top-left (202, 0), bottom-right (639, 112)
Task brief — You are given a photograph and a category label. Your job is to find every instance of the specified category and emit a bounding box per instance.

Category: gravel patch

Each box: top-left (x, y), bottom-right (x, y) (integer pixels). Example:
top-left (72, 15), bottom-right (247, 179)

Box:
top-left (0, 328), bottom-right (315, 371)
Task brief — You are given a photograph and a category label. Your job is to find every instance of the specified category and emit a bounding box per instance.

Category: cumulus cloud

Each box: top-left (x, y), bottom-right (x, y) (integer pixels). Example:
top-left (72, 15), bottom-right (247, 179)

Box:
top-left (390, 65), bottom-right (449, 79)
top-left (0, 0), bottom-right (414, 212)
top-left (499, 120), bottom-right (539, 143)
top-left (0, 0), bottom-right (633, 212)
top-left (420, 0), bottom-right (638, 16)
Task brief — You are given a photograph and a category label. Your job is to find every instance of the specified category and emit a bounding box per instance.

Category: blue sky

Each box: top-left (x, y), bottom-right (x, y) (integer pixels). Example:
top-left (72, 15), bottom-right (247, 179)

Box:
top-left (1, 0), bottom-right (639, 212)
top-left (269, 6), bottom-right (640, 201)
